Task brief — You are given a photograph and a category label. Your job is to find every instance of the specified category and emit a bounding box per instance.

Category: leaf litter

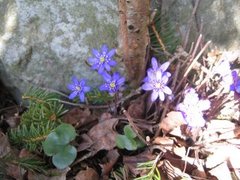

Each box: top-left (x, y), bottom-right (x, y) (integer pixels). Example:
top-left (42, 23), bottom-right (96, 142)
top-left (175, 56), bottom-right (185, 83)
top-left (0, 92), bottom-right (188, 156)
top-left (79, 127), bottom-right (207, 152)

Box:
top-left (1, 27), bottom-right (240, 180)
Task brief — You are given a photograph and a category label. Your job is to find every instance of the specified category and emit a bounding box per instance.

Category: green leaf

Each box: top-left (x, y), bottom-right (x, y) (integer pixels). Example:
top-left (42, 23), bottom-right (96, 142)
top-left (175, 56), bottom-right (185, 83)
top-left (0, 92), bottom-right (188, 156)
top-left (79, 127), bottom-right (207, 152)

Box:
top-left (123, 125), bottom-right (137, 139)
top-left (42, 132), bottom-right (64, 156)
top-left (54, 123), bottom-right (77, 145)
top-left (52, 145), bottom-right (77, 169)
top-left (135, 138), bottom-right (145, 149)
top-left (116, 135), bottom-right (137, 151)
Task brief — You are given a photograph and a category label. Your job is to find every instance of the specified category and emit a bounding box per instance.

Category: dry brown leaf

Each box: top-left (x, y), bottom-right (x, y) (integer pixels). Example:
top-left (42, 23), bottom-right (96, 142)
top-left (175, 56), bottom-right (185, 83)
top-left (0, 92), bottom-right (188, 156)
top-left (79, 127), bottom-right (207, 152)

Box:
top-left (74, 167), bottom-right (99, 180)
top-left (161, 160), bottom-right (192, 180)
top-left (87, 118), bottom-right (118, 152)
top-left (27, 168), bottom-right (70, 180)
top-left (63, 108), bottom-right (94, 126)
top-left (163, 151), bottom-right (196, 175)
top-left (0, 131), bottom-right (11, 157)
top-left (160, 111), bottom-right (185, 134)
top-left (127, 94), bottom-right (146, 119)
top-left (77, 134), bottom-right (93, 152)
top-left (100, 149), bottom-right (119, 177)
top-left (6, 164), bottom-right (23, 180)
top-left (99, 112), bottom-right (112, 122)
top-left (123, 149), bottom-right (155, 176)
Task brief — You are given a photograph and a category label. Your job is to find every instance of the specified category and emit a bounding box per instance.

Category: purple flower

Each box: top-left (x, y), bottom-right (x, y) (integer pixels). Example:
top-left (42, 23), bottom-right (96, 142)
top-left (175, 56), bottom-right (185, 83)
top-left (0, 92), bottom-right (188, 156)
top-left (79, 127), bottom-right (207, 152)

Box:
top-left (230, 70), bottom-right (240, 94)
top-left (99, 72), bottom-right (125, 94)
top-left (67, 76), bottom-right (90, 102)
top-left (88, 44), bottom-right (117, 74)
top-left (142, 58), bottom-right (172, 102)
top-left (212, 60), bottom-right (233, 92)
top-left (176, 88), bottom-right (210, 128)
top-left (143, 57), bottom-right (171, 82)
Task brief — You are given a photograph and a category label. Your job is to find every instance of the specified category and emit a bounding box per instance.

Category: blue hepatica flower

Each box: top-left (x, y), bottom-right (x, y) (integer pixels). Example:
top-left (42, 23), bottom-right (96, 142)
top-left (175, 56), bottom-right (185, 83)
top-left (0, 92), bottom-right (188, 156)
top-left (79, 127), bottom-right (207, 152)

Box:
top-left (141, 58), bottom-right (172, 102)
top-left (88, 44), bottom-right (117, 74)
top-left (212, 60), bottom-right (233, 92)
top-left (230, 70), bottom-right (240, 94)
top-left (143, 57), bottom-right (171, 82)
top-left (176, 88), bottom-right (210, 128)
top-left (99, 72), bottom-right (125, 95)
top-left (67, 76), bottom-right (90, 102)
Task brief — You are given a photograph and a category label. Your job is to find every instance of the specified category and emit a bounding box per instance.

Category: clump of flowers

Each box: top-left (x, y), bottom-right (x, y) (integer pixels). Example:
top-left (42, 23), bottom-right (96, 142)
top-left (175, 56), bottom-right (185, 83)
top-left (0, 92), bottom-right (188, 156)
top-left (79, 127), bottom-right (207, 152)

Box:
top-left (88, 44), bottom-right (117, 74)
top-left (99, 72), bottom-right (125, 95)
top-left (67, 44), bottom-right (125, 102)
top-left (176, 88), bottom-right (210, 128)
top-left (141, 57), bottom-right (172, 102)
top-left (67, 76), bottom-right (90, 102)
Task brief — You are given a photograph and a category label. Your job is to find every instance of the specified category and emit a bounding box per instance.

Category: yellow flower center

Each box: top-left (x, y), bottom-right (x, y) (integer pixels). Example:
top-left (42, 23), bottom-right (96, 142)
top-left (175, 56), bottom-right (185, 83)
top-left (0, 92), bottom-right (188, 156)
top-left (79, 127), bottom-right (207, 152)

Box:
top-left (76, 86), bottom-right (81, 91)
top-left (100, 57), bottom-right (105, 62)
top-left (110, 82), bottom-right (116, 88)
top-left (155, 83), bottom-right (162, 89)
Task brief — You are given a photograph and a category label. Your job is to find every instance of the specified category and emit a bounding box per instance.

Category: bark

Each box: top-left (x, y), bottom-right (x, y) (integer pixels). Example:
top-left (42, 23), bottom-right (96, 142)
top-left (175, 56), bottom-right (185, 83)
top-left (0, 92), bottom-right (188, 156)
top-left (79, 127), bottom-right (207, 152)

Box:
top-left (118, 0), bottom-right (150, 88)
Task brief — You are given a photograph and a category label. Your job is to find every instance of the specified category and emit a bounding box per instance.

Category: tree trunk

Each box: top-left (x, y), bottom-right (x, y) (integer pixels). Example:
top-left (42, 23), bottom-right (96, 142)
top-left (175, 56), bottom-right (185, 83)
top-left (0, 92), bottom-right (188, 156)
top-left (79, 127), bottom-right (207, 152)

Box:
top-left (118, 0), bottom-right (150, 88)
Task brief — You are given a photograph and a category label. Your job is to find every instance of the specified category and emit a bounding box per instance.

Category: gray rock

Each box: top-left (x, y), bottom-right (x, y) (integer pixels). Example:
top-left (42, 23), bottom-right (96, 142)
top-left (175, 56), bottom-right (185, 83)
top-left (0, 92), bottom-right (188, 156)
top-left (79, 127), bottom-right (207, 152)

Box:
top-left (0, 0), bottom-right (119, 102)
top-left (161, 0), bottom-right (240, 50)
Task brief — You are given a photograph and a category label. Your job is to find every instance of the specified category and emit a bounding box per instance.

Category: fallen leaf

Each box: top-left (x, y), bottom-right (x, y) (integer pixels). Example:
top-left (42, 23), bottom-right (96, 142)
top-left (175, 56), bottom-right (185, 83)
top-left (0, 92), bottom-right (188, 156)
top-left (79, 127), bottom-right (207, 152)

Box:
top-left (127, 94), bottom-right (146, 119)
top-left (100, 149), bottom-right (119, 177)
top-left (123, 149), bottom-right (155, 176)
top-left (160, 111), bottom-right (185, 134)
top-left (0, 131), bottom-right (11, 157)
top-left (75, 167), bottom-right (99, 180)
top-left (87, 118), bottom-right (118, 152)
top-left (6, 164), bottom-right (23, 180)
top-left (77, 134), bottom-right (93, 152)
top-left (63, 108), bottom-right (95, 127)
top-left (27, 168), bottom-right (70, 180)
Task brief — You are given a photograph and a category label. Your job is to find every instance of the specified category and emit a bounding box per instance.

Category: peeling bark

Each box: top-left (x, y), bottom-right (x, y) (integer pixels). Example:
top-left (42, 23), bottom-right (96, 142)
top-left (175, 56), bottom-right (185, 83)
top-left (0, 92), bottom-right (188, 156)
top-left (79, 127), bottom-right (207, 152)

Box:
top-left (118, 0), bottom-right (150, 87)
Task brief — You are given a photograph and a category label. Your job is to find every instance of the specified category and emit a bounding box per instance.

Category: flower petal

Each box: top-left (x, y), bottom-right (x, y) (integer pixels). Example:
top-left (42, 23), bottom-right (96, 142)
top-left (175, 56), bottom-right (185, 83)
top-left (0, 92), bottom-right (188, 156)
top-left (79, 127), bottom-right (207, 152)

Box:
top-left (151, 57), bottom-right (158, 70)
top-left (107, 49), bottom-right (116, 57)
top-left (99, 84), bottom-right (108, 91)
top-left (98, 66), bottom-right (105, 74)
top-left (151, 91), bottom-right (158, 102)
top-left (198, 99), bottom-right (210, 111)
top-left (160, 61), bottom-right (170, 72)
top-left (108, 60), bottom-right (117, 66)
top-left (83, 86), bottom-right (91, 92)
top-left (79, 92), bottom-right (85, 102)
top-left (102, 72), bottom-right (112, 82)
top-left (117, 77), bottom-right (125, 86)
top-left (163, 86), bottom-right (172, 95)
top-left (92, 49), bottom-right (100, 57)
top-left (162, 75), bottom-right (169, 84)
top-left (71, 76), bottom-right (78, 85)
top-left (69, 91), bottom-right (78, 99)
top-left (158, 91), bottom-right (165, 101)
top-left (142, 83), bottom-right (153, 91)
top-left (101, 44), bottom-right (108, 54)
top-left (88, 57), bottom-right (98, 64)
top-left (67, 84), bottom-right (75, 91)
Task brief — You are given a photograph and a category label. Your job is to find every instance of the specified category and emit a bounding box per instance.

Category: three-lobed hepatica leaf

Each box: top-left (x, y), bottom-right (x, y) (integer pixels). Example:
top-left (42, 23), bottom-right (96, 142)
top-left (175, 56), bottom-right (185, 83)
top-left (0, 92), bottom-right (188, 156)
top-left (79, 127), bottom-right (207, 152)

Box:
top-left (43, 123), bottom-right (77, 169)
top-left (52, 145), bottom-right (77, 170)
top-left (116, 125), bottom-right (145, 151)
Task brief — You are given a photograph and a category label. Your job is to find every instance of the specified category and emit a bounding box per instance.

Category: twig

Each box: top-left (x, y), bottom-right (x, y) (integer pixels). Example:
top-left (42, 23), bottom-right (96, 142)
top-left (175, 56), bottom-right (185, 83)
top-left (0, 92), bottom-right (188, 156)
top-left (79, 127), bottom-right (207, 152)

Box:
top-left (183, 0), bottom-right (201, 49)
top-left (45, 87), bottom-right (141, 109)
top-left (122, 109), bottom-right (148, 145)
top-left (175, 41), bottom-right (211, 93)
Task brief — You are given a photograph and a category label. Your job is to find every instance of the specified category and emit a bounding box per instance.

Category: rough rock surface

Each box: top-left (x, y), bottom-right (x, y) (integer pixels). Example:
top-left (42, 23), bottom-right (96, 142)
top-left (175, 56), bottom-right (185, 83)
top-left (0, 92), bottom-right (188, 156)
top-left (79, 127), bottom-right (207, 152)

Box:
top-left (161, 0), bottom-right (240, 50)
top-left (0, 0), bottom-right (118, 101)
top-left (1, 0), bottom-right (240, 102)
